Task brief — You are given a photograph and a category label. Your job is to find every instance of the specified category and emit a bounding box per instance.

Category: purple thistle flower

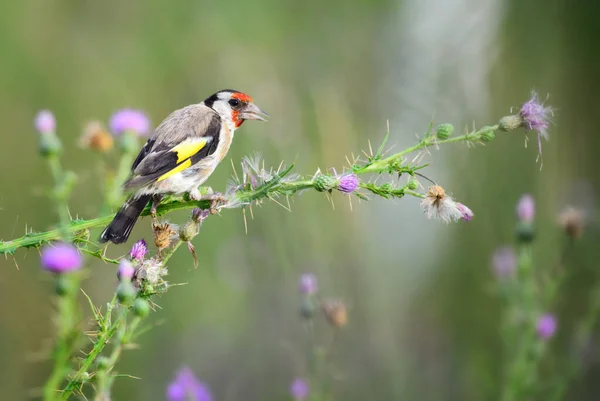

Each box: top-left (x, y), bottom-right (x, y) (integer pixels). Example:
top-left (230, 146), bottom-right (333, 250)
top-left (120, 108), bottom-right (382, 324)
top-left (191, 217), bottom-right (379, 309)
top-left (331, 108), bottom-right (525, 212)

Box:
top-left (34, 110), bottom-right (56, 134)
top-left (456, 203), bottom-right (474, 221)
top-left (192, 208), bottom-right (210, 224)
top-left (40, 243), bottom-right (82, 273)
top-left (130, 239), bottom-right (148, 261)
top-left (519, 92), bottom-right (553, 159)
top-left (166, 367), bottom-right (212, 401)
top-left (109, 109), bottom-right (151, 136)
top-left (299, 273), bottom-right (318, 295)
top-left (337, 174), bottom-right (360, 193)
top-left (516, 194), bottom-right (535, 223)
top-left (536, 313), bottom-right (557, 340)
top-left (492, 246), bottom-right (516, 278)
top-left (290, 378), bottom-right (309, 401)
top-left (117, 259), bottom-right (136, 281)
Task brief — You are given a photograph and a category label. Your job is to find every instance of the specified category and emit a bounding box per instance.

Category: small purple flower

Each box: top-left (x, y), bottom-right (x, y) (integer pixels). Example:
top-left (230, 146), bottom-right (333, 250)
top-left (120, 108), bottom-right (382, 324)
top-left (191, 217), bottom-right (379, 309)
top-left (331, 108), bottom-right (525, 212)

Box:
top-left (40, 243), bottom-right (82, 273)
top-left (337, 174), bottom-right (360, 193)
top-left (129, 239), bottom-right (148, 261)
top-left (536, 313), bottom-right (557, 340)
top-left (109, 109), bottom-right (151, 136)
top-left (118, 259), bottom-right (136, 281)
top-left (299, 274), bottom-right (318, 295)
top-left (166, 367), bottom-right (212, 401)
top-left (456, 203), bottom-right (474, 221)
top-left (492, 246), bottom-right (516, 278)
top-left (519, 92), bottom-right (553, 159)
top-left (290, 378), bottom-right (309, 401)
top-left (34, 110), bottom-right (56, 134)
top-left (517, 194), bottom-right (535, 223)
top-left (192, 208), bottom-right (210, 224)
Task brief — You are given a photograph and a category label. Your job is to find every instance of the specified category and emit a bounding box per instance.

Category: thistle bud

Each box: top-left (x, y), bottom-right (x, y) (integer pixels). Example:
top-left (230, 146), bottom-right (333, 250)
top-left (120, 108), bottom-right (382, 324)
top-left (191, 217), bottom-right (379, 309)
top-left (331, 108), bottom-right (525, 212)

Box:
top-left (435, 123), bottom-right (454, 140)
top-left (480, 127), bottom-right (496, 142)
top-left (55, 274), bottom-right (76, 297)
top-left (499, 115), bottom-right (523, 132)
top-left (117, 281), bottom-right (136, 304)
top-left (516, 221), bottom-right (535, 243)
top-left (119, 131), bottom-right (139, 154)
top-left (96, 356), bottom-right (110, 371)
top-left (407, 179), bottom-right (419, 190)
top-left (133, 298), bottom-right (150, 317)
top-left (380, 183), bottom-right (392, 193)
top-left (314, 174), bottom-right (337, 192)
top-left (39, 133), bottom-right (62, 157)
top-left (179, 221), bottom-right (199, 242)
top-left (300, 296), bottom-right (317, 319)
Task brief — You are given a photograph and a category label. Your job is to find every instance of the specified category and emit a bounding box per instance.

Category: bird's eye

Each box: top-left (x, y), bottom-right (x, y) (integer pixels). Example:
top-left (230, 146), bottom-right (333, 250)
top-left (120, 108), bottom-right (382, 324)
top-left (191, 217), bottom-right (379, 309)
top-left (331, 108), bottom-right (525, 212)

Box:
top-left (228, 99), bottom-right (241, 107)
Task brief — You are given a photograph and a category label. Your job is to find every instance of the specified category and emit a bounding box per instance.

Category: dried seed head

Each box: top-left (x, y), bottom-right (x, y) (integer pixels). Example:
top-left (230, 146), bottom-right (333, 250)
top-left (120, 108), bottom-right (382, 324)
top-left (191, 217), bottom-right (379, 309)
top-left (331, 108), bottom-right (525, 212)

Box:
top-left (322, 299), bottom-right (348, 328)
top-left (420, 185), bottom-right (464, 223)
top-left (558, 206), bottom-right (585, 239)
top-left (80, 121), bottom-right (114, 152)
top-left (153, 222), bottom-right (177, 252)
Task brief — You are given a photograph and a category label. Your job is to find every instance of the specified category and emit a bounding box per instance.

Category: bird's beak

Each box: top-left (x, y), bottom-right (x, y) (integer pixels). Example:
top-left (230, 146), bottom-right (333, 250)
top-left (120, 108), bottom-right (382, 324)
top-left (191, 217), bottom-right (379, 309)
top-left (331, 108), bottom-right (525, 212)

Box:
top-left (240, 103), bottom-right (269, 122)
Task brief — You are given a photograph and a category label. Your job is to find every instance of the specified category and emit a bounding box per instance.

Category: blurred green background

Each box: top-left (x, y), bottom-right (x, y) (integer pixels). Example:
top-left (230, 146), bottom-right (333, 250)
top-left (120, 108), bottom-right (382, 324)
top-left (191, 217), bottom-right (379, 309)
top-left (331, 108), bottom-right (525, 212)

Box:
top-left (1, 0), bottom-right (599, 400)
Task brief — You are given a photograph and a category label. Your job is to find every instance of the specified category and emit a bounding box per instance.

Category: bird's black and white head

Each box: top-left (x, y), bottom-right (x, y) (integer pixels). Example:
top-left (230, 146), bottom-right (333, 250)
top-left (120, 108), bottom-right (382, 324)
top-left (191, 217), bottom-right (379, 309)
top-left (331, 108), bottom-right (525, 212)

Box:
top-left (203, 89), bottom-right (268, 130)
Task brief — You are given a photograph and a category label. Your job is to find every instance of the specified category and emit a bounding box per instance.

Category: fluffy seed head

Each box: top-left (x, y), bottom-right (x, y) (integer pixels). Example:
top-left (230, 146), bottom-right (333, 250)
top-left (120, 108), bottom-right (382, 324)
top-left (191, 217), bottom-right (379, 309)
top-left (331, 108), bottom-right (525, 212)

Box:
top-left (41, 243), bottom-right (83, 273)
top-left (420, 185), bottom-right (464, 223)
top-left (109, 109), bottom-right (151, 136)
top-left (35, 110), bottom-right (56, 134)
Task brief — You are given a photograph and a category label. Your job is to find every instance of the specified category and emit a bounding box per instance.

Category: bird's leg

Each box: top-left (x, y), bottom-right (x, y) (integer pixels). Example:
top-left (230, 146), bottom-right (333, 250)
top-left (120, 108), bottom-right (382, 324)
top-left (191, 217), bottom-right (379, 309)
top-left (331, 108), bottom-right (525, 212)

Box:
top-left (188, 187), bottom-right (226, 213)
top-left (188, 188), bottom-right (202, 201)
top-left (150, 195), bottom-right (163, 222)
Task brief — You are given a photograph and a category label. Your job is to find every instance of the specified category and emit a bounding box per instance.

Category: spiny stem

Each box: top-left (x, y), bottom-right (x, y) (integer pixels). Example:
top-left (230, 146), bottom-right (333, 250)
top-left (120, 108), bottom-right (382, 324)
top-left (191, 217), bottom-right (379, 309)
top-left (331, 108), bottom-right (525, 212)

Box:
top-left (360, 124), bottom-right (499, 174)
top-left (1, 124), bottom-right (498, 257)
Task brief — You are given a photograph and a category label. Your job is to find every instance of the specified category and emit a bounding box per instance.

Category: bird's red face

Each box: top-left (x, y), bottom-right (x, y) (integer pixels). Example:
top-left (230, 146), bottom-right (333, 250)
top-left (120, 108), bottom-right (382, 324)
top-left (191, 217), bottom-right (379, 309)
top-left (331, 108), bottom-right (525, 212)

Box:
top-left (204, 90), bottom-right (268, 129)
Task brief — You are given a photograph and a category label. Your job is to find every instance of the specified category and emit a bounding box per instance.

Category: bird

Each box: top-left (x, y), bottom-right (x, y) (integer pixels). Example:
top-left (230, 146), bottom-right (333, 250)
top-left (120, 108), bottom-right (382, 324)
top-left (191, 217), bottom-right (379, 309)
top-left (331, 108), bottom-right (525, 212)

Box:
top-left (100, 89), bottom-right (267, 244)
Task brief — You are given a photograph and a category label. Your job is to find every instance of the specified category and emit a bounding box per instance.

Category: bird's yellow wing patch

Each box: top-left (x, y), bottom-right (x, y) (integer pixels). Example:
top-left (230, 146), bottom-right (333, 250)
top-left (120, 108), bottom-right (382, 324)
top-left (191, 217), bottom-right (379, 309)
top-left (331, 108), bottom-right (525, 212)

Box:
top-left (156, 159), bottom-right (193, 182)
top-left (171, 138), bottom-right (208, 163)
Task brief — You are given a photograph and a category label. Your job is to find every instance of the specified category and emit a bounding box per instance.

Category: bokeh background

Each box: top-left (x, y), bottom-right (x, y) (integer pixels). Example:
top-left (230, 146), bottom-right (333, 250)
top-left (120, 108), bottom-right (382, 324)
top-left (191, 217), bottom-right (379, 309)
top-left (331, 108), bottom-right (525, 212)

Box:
top-left (1, 0), bottom-right (599, 400)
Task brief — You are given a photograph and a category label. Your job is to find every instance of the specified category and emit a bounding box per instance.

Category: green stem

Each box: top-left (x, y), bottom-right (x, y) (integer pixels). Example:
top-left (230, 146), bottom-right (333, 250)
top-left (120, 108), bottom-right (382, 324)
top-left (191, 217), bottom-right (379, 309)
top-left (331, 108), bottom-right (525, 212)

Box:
top-left (47, 154), bottom-right (71, 240)
top-left (43, 283), bottom-right (80, 401)
top-left (360, 124), bottom-right (498, 174)
top-left (59, 295), bottom-right (121, 400)
top-left (105, 149), bottom-right (136, 212)
top-left (1, 125), bottom-right (496, 256)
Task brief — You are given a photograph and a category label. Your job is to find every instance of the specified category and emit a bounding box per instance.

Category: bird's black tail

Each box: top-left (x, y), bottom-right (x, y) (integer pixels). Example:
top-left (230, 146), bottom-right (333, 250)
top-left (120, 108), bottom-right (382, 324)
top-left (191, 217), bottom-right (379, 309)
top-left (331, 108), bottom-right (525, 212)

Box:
top-left (100, 195), bottom-right (152, 244)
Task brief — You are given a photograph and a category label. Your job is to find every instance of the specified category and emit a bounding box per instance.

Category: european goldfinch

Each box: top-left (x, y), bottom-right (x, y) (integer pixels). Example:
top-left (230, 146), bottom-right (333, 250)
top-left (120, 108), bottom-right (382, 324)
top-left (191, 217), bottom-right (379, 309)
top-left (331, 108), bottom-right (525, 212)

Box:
top-left (100, 89), bottom-right (267, 244)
